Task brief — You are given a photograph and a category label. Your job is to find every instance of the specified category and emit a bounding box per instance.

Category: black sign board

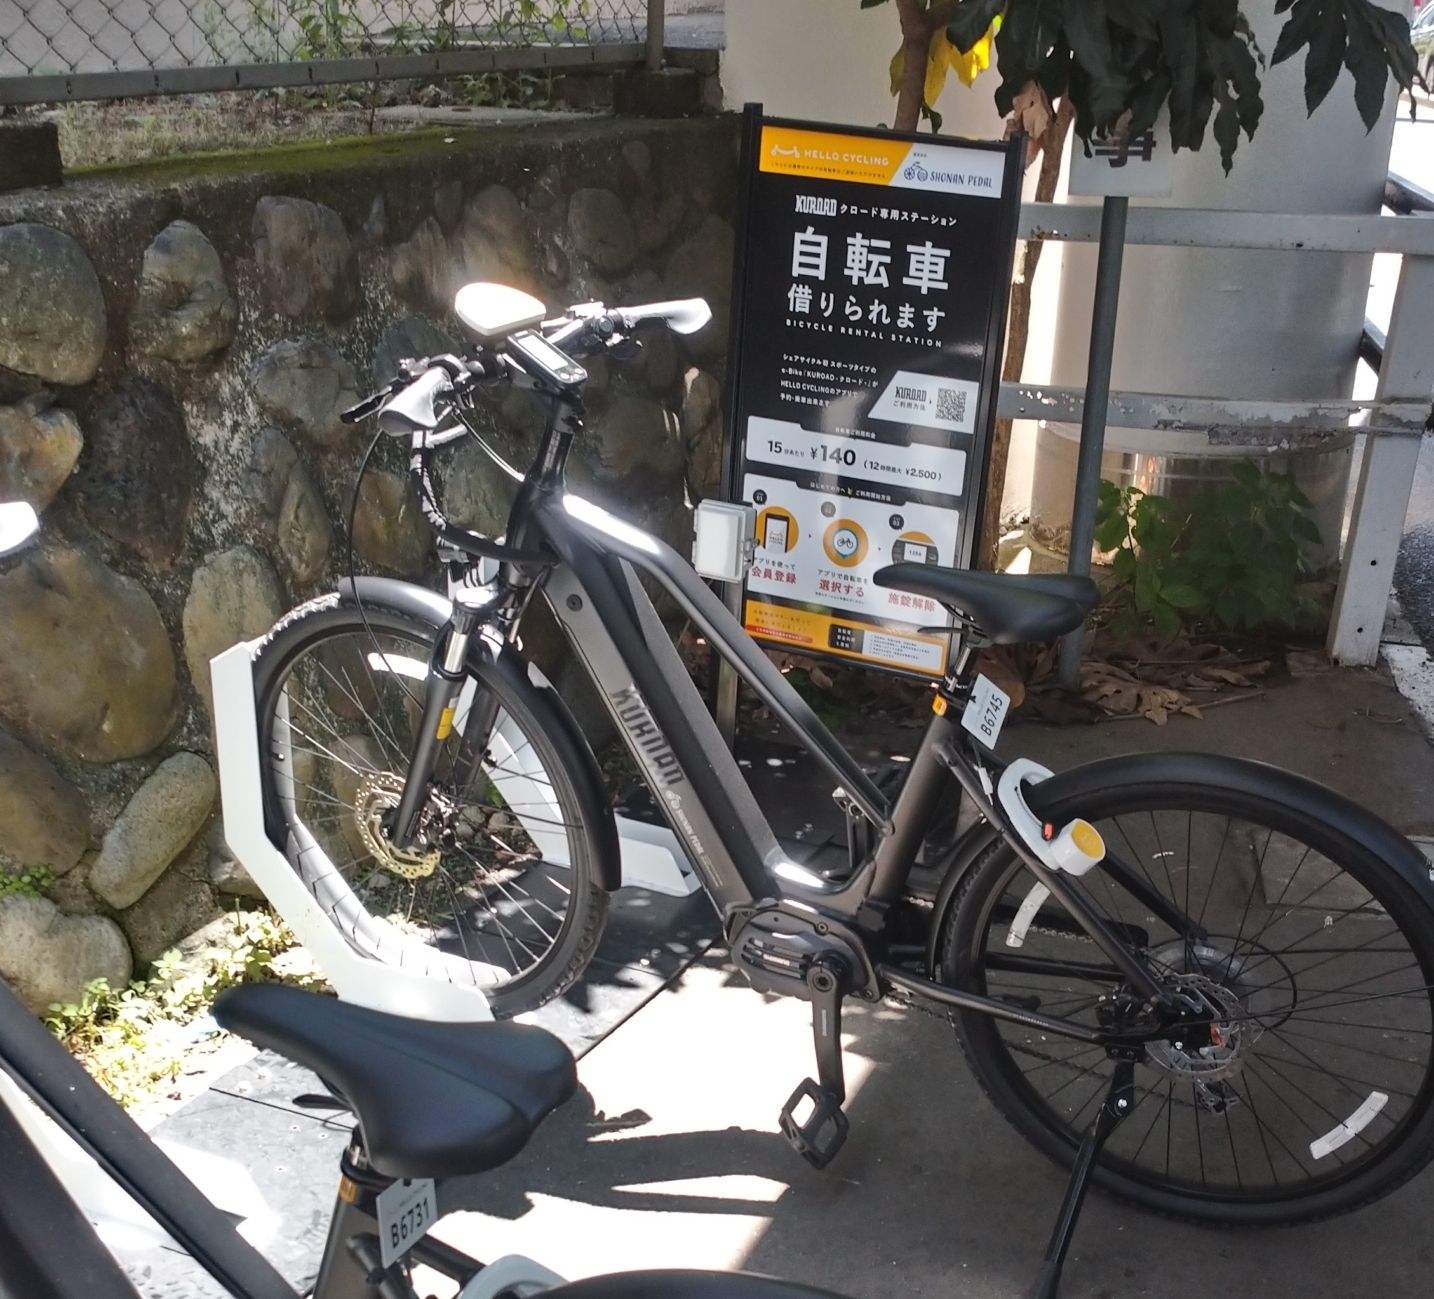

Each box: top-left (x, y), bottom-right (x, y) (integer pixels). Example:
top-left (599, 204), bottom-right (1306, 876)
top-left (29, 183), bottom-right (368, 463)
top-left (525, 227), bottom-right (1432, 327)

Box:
top-left (723, 108), bottom-right (1023, 678)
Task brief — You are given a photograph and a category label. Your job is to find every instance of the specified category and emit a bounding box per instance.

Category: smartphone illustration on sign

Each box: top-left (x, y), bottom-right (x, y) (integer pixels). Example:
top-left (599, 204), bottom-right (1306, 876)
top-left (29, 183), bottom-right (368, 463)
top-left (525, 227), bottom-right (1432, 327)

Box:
top-left (764, 516), bottom-right (788, 552)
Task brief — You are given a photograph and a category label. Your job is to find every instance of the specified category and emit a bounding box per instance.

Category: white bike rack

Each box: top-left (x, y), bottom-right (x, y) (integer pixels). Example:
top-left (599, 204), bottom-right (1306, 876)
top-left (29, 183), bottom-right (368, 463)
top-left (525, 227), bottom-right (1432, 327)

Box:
top-left (210, 637), bottom-right (699, 1024)
top-left (212, 641), bottom-right (497, 1021)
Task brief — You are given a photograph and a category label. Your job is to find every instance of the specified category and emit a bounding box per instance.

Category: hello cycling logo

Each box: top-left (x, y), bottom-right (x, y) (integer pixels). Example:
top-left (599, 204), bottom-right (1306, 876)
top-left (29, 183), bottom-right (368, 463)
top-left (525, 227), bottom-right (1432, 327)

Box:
top-left (903, 161), bottom-right (929, 182)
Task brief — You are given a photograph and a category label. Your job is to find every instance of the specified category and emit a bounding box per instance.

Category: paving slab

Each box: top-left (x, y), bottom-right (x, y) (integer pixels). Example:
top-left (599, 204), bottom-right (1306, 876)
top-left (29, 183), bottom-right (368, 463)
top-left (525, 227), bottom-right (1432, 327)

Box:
top-left (432, 950), bottom-right (1434, 1299)
top-left (1006, 662), bottom-right (1434, 837)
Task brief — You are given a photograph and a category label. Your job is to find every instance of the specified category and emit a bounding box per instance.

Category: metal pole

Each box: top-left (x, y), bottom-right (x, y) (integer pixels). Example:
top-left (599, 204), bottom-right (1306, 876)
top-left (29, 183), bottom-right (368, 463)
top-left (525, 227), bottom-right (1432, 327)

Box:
top-left (715, 583), bottom-right (741, 749)
top-left (645, 0), bottom-right (665, 71)
top-left (1057, 194), bottom-right (1128, 688)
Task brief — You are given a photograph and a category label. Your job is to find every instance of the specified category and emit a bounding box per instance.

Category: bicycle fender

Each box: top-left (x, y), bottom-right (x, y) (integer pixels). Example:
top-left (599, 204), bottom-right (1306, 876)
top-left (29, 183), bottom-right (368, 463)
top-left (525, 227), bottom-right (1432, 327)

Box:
top-left (922, 749), bottom-right (1434, 975)
top-left (337, 577), bottom-right (622, 892)
top-left (1028, 750), bottom-right (1433, 898)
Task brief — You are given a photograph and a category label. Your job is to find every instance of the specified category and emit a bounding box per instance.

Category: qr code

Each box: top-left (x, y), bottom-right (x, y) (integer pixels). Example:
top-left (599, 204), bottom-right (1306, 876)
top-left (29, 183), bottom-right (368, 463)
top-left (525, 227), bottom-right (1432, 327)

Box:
top-left (936, 387), bottom-right (967, 423)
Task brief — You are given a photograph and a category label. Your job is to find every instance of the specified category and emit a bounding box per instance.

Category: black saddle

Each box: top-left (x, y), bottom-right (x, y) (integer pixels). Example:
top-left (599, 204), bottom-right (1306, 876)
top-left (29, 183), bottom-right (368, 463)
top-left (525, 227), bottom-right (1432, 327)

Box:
top-left (873, 564), bottom-right (1100, 645)
top-left (212, 984), bottom-right (576, 1179)
top-left (545, 1272), bottom-right (849, 1299)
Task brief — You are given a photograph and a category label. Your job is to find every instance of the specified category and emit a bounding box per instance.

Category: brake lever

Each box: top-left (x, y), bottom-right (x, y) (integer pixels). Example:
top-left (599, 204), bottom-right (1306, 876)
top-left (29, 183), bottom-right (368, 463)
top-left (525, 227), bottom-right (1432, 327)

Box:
top-left (339, 386), bottom-right (395, 425)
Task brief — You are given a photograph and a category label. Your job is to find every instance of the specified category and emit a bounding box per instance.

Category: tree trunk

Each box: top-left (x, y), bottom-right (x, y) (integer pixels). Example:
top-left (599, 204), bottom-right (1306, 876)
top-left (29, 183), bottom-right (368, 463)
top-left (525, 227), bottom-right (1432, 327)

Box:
top-left (893, 0), bottom-right (934, 131)
top-left (978, 96), bottom-right (1074, 569)
top-left (892, 0), bottom-right (960, 131)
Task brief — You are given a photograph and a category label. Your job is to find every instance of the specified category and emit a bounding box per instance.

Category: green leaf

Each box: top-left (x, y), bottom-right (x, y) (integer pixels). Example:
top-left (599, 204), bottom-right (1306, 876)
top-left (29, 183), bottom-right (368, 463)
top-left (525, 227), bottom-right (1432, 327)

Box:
top-left (1161, 582), bottom-right (1205, 608)
top-left (1305, 0), bottom-right (1348, 114)
top-left (1158, 0), bottom-right (1201, 149)
top-left (993, 0), bottom-right (1064, 115)
top-left (1229, 458), bottom-right (1262, 489)
top-left (1361, 2), bottom-right (1419, 90)
top-left (946, 0), bottom-right (1006, 53)
top-left (1134, 561), bottom-right (1162, 607)
top-left (1212, 79), bottom-right (1241, 173)
top-left (1152, 601), bottom-right (1181, 639)
top-left (1343, 0), bottom-right (1392, 130)
top-left (1104, 0), bottom-right (1160, 41)
top-left (1272, 0), bottom-right (1323, 64)
top-left (1061, 0), bottom-right (1127, 131)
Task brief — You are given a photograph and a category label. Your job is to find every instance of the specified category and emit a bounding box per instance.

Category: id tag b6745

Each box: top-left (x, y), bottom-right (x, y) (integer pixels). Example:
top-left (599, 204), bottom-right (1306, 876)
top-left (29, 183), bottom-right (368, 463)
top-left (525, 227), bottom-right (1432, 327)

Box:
top-left (961, 674), bottom-right (1010, 750)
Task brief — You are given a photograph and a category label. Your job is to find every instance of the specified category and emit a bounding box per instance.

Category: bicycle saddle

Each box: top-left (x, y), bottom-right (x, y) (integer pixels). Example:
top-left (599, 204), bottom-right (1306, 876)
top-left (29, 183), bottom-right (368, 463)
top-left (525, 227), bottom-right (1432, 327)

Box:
top-left (212, 984), bottom-right (576, 1179)
top-left (873, 564), bottom-right (1099, 644)
top-left (543, 1271), bottom-right (849, 1299)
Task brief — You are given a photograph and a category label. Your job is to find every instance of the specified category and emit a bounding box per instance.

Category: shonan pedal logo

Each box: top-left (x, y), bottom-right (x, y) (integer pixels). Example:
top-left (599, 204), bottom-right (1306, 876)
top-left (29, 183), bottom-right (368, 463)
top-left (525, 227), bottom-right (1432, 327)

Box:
top-left (760, 127), bottom-right (1005, 199)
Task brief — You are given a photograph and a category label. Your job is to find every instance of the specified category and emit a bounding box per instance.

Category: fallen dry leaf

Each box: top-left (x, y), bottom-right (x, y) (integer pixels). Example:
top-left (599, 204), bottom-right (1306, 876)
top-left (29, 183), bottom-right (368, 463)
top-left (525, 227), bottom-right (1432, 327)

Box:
top-left (1005, 81), bottom-right (1052, 166)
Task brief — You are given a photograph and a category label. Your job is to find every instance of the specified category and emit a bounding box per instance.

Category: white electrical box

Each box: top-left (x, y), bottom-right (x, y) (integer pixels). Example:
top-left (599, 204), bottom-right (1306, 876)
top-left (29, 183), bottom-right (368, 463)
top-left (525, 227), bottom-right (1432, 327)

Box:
top-left (692, 499), bottom-right (756, 582)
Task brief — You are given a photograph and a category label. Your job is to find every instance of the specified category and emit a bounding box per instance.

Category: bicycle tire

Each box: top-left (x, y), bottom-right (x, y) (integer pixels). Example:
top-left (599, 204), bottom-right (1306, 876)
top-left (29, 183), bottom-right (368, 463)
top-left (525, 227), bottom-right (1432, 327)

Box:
top-left (251, 595), bottom-right (609, 1017)
top-left (938, 752), bottom-right (1434, 1224)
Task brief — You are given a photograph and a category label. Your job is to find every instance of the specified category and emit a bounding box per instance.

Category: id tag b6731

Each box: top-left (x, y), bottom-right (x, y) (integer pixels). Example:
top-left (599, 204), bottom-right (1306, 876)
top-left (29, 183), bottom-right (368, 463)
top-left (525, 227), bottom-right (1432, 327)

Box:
top-left (377, 1176), bottom-right (437, 1268)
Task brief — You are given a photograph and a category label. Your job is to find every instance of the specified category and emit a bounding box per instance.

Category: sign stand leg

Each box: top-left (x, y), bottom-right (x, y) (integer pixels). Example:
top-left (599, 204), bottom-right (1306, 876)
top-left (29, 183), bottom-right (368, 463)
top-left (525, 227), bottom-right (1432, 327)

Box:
top-left (716, 581), bottom-right (742, 749)
top-left (1058, 194), bottom-right (1128, 689)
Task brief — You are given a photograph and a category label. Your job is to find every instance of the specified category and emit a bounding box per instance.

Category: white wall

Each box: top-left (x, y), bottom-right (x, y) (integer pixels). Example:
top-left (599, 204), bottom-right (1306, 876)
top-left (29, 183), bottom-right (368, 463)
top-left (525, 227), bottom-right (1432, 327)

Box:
top-left (721, 0), bottom-right (1005, 138)
top-left (1030, 1), bottom-right (1410, 536)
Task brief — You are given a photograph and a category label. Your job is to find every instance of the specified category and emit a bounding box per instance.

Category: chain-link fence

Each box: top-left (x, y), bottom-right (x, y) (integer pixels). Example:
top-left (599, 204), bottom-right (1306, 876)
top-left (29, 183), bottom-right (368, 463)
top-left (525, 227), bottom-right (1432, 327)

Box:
top-left (0, 0), bottom-right (654, 102)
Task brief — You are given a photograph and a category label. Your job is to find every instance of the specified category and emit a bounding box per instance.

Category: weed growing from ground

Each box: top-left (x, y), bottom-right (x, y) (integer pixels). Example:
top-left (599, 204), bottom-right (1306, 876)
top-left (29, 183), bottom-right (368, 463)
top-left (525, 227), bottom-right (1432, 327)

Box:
top-left (45, 908), bottom-right (327, 1111)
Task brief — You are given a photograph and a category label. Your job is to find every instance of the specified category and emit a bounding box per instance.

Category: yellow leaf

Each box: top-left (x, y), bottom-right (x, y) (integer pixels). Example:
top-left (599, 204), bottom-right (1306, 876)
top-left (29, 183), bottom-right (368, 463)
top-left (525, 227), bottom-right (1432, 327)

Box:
top-left (891, 16), bottom-right (999, 109)
top-left (946, 20), bottom-right (998, 88)
top-left (924, 30), bottom-right (951, 107)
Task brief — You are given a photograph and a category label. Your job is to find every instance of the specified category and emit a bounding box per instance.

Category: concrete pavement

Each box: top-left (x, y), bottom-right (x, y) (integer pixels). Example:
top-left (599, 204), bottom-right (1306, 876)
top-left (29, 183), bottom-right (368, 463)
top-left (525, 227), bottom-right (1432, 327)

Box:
top-left (115, 656), bottom-right (1434, 1299)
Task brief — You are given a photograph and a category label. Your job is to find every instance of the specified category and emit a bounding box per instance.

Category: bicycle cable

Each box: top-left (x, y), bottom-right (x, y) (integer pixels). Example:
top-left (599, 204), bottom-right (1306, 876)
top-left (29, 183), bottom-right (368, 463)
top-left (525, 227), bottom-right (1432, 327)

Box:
top-left (346, 423), bottom-right (425, 714)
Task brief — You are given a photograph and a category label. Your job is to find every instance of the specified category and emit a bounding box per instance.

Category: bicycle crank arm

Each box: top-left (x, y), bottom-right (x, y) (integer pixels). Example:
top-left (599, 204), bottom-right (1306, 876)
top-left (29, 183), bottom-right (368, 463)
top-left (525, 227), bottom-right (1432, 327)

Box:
top-left (879, 966), bottom-right (1104, 1045)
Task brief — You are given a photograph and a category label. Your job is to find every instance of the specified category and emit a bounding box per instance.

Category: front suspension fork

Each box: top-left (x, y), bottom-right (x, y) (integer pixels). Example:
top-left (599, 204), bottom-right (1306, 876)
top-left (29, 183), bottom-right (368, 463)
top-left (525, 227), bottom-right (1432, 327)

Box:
top-left (390, 614), bottom-right (475, 851)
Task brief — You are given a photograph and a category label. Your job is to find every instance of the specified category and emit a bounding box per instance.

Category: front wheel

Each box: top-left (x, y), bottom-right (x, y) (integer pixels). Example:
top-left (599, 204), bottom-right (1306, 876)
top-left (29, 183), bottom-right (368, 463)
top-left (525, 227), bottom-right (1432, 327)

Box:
top-left (252, 596), bottom-right (610, 1017)
top-left (938, 755), bottom-right (1434, 1224)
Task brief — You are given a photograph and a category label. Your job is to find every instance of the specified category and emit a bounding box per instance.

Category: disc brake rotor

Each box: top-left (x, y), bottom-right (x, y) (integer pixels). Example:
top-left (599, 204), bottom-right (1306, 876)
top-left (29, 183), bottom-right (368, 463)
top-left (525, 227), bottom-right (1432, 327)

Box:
top-left (1143, 941), bottom-right (1267, 1083)
top-left (353, 772), bottom-right (441, 880)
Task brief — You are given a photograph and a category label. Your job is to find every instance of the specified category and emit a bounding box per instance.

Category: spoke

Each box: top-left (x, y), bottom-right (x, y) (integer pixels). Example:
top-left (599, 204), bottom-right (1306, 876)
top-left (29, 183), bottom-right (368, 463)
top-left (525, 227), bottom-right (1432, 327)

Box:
top-left (1129, 1078), bottom-right (1175, 1165)
top-left (1259, 1027), bottom-right (1419, 1099)
top-left (307, 651), bottom-right (412, 770)
top-left (1271, 1021), bottom-right (1432, 1061)
top-left (1195, 814), bottom-right (1236, 934)
top-left (1223, 1104), bottom-right (1243, 1190)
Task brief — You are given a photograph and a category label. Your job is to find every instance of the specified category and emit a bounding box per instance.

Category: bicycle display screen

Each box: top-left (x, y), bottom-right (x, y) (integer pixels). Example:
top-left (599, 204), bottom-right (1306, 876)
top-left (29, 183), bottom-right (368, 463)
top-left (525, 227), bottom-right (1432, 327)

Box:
top-left (724, 113), bottom-right (1022, 679)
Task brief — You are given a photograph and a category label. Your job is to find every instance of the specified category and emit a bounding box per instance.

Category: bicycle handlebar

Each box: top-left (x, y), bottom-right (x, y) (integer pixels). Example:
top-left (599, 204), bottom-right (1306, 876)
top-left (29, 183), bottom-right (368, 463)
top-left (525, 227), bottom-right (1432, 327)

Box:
top-left (336, 295), bottom-right (708, 570)
top-left (340, 295), bottom-right (710, 428)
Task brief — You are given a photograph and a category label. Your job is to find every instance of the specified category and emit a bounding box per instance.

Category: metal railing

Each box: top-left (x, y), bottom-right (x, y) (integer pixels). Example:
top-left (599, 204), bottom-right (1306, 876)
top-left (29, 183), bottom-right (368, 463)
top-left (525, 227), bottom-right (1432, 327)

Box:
top-left (0, 0), bottom-right (666, 103)
top-left (1001, 183), bottom-right (1434, 671)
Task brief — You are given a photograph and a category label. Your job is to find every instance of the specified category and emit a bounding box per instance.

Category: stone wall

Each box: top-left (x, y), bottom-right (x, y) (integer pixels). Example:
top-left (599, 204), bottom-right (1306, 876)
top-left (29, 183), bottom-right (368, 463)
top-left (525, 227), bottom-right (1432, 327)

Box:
top-left (0, 115), bottom-right (740, 1011)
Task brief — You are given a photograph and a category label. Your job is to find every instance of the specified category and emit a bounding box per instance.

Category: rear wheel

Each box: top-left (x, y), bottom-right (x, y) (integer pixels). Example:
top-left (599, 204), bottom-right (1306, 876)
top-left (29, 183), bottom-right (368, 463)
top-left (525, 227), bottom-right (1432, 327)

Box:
top-left (939, 765), bottom-right (1434, 1223)
top-left (252, 597), bottom-right (609, 1016)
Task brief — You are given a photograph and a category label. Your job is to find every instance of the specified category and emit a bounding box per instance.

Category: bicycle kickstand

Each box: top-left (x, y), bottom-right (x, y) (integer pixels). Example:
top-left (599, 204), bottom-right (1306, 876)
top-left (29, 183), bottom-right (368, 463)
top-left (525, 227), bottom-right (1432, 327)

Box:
top-left (1027, 1057), bottom-right (1137, 1299)
top-left (778, 957), bottom-right (850, 1169)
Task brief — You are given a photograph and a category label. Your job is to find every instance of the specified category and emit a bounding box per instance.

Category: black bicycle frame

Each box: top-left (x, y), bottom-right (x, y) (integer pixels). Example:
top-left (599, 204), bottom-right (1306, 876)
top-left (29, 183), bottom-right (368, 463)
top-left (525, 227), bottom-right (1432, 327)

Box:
top-left (460, 390), bottom-right (1183, 1023)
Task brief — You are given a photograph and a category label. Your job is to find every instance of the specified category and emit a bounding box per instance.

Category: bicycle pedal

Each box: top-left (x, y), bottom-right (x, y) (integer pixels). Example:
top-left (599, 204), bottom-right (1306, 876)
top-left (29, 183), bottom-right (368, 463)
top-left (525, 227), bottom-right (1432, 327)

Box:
top-left (779, 1077), bottom-right (849, 1169)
